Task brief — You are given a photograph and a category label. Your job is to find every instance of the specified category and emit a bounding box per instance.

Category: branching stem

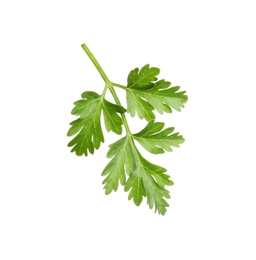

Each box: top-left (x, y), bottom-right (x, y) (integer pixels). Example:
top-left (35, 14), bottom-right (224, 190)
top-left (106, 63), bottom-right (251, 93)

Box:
top-left (81, 43), bottom-right (132, 136)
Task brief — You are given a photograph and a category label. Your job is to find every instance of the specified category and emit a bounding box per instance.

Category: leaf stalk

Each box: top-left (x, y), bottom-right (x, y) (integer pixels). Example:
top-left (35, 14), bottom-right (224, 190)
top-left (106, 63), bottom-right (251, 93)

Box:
top-left (81, 43), bottom-right (132, 136)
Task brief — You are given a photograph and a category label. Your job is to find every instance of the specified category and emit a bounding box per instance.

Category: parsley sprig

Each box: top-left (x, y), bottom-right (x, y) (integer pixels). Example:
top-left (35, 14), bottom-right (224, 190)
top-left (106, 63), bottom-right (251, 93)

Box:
top-left (67, 44), bottom-right (188, 215)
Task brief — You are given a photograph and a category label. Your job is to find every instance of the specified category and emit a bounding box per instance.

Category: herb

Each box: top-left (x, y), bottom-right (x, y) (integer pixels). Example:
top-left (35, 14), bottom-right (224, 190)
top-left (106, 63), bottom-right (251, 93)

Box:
top-left (67, 44), bottom-right (188, 215)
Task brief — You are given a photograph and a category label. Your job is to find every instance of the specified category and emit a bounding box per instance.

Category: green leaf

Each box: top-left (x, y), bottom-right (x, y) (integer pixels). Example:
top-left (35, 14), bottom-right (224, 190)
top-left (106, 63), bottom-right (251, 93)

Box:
top-left (133, 120), bottom-right (185, 154)
top-left (101, 137), bottom-right (134, 195)
top-left (102, 99), bottom-right (126, 134)
top-left (126, 65), bottom-right (188, 120)
top-left (124, 168), bottom-right (146, 206)
top-left (67, 92), bottom-right (103, 156)
top-left (124, 147), bottom-right (174, 215)
top-left (126, 90), bottom-right (155, 121)
top-left (103, 136), bottom-right (174, 215)
top-left (67, 91), bottom-right (125, 156)
top-left (127, 64), bottom-right (160, 88)
top-left (69, 44), bottom-right (188, 215)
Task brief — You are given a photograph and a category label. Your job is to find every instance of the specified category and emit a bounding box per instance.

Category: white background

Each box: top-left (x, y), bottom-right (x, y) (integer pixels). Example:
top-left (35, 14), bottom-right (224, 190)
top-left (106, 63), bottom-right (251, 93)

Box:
top-left (1, 0), bottom-right (256, 259)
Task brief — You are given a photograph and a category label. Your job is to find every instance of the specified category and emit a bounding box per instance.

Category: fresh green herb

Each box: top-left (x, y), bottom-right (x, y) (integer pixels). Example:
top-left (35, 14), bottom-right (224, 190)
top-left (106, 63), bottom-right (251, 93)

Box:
top-left (67, 44), bottom-right (188, 215)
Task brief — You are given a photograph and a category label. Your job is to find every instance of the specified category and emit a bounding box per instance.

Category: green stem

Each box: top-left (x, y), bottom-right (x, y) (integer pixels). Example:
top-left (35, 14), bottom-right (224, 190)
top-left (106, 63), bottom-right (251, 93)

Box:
top-left (108, 86), bottom-right (132, 135)
top-left (112, 82), bottom-right (127, 90)
top-left (81, 43), bottom-right (132, 135)
top-left (81, 44), bottom-right (110, 83)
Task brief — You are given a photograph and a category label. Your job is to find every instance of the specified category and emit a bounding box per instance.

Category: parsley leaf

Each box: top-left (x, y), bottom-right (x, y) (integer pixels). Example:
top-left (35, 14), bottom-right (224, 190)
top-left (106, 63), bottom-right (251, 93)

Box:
top-left (127, 64), bottom-right (160, 88)
top-left (133, 120), bottom-right (185, 154)
top-left (67, 91), bottom-right (125, 156)
top-left (126, 65), bottom-right (188, 120)
top-left (101, 137), bottom-right (134, 195)
top-left (68, 43), bottom-right (188, 215)
top-left (102, 135), bottom-right (174, 215)
top-left (102, 99), bottom-right (126, 134)
top-left (124, 151), bottom-right (173, 215)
